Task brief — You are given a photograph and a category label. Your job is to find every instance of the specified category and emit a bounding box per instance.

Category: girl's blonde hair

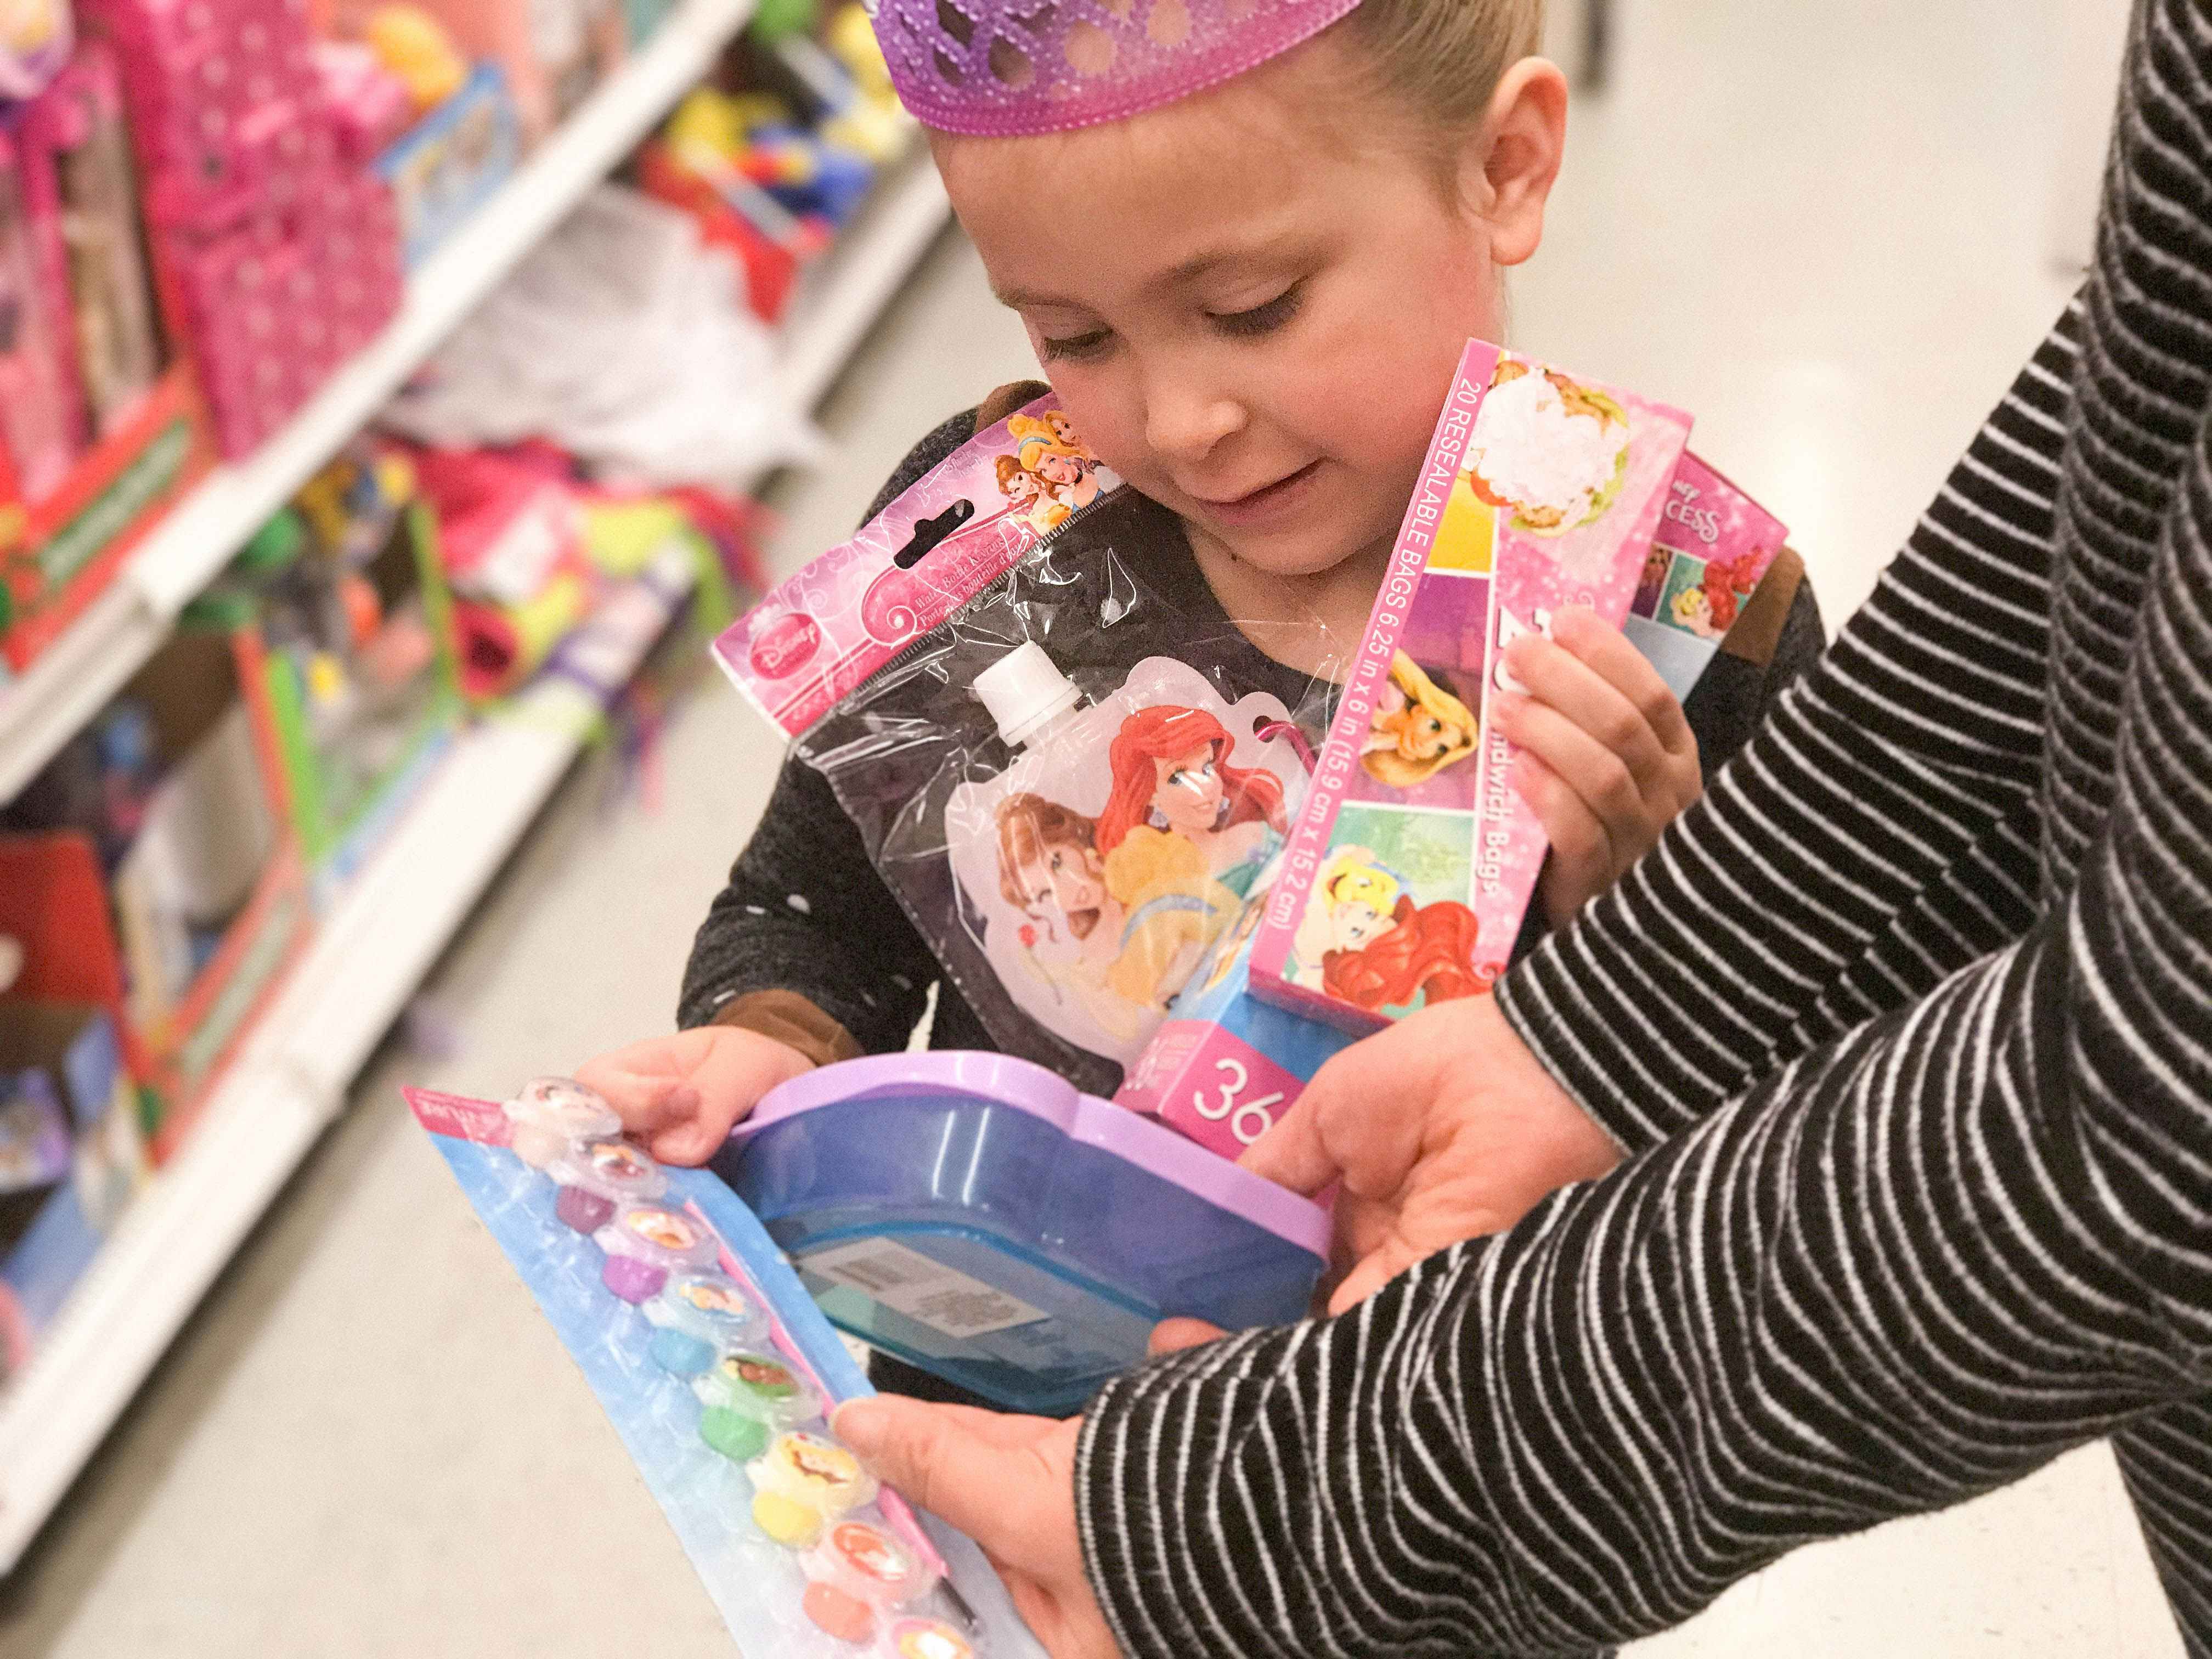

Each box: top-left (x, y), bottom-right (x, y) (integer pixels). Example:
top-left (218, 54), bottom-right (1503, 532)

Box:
top-left (1339, 0), bottom-right (1547, 159)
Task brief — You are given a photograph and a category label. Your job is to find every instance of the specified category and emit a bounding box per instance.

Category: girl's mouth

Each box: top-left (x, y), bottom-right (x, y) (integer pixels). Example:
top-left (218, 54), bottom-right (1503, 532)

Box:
top-left (1195, 460), bottom-right (1324, 528)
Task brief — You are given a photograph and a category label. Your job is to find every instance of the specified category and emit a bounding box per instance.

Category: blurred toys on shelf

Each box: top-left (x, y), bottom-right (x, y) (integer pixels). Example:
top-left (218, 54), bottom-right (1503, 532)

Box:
top-left (0, 834), bottom-right (154, 1383)
top-left (77, 0), bottom-right (407, 459)
top-left (384, 0), bottom-right (624, 144)
top-left (382, 184), bottom-right (819, 487)
top-left (199, 441), bottom-right (463, 896)
top-left (0, 0), bottom-right (71, 99)
top-left (359, 2), bottom-right (464, 112)
top-left (1, 42), bottom-right (211, 679)
top-left (640, 6), bottom-right (910, 323)
top-left (1, 617), bottom-right (314, 1153)
top-left (371, 59), bottom-right (520, 268)
top-left (311, 38), bottom-right (416, 163)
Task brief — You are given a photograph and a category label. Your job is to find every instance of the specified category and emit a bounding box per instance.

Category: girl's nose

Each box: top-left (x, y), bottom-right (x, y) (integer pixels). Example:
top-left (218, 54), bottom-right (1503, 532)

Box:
top-left (1143, 369), bottom-right (1247, 464)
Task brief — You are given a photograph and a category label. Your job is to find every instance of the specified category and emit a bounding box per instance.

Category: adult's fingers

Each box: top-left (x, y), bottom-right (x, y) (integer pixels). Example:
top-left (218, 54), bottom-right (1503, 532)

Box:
top-left (1149, 1317), bottom-right (1228, 1356)
top-left (832, 1397), bottom-right (1070, 1565)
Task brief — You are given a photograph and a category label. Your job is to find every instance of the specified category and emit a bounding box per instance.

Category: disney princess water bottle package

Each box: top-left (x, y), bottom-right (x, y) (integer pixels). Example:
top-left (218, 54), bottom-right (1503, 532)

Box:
top-left (409, 1076), bottom-right (1049, 1659)
top-left (730, 400), bottom-right (1335, 1101)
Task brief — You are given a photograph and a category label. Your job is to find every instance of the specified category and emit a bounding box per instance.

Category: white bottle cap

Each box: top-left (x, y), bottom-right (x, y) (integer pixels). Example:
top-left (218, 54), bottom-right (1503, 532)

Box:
top-left (976, 642), bottom-right (1083, 749)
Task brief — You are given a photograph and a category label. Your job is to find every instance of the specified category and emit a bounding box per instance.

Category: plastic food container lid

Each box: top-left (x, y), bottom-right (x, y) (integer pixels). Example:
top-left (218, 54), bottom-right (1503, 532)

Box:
top-left (720, 1052), bottom-right (1331, 1416)
top-left (693, 1347), bottom-right (825, 1424)
top-left (749, 1429), bottom-right (877, 1516)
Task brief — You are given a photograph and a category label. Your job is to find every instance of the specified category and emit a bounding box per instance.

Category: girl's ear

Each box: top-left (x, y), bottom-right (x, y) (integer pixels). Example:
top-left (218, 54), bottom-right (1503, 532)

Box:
top-left (1464, 57), bottom-right (1568, 268)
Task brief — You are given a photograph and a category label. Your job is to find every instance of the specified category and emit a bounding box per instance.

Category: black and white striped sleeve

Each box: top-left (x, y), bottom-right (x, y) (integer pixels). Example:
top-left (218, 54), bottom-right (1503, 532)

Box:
top-left (1074, 460), bottom-right (2212, 1651)
top-left (1496, 314), bottom-right (2076, 1151)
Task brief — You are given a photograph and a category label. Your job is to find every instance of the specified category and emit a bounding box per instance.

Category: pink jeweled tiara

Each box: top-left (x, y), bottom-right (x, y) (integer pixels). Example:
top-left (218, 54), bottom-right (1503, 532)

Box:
top-left (865, 0), bottom-right (1365, 138)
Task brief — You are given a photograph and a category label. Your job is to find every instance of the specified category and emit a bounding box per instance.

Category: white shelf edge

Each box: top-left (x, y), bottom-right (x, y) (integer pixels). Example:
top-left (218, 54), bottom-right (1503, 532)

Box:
top-left (0, 0), bottom-right (755, 804)
top-left (0, 152), bottom-right (951, 1576)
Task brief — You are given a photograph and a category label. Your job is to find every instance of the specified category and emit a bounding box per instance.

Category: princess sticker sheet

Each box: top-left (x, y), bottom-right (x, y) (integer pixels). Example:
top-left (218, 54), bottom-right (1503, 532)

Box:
top-left (716, 398), bottom-right (1122, 740)
top-left (408, 1082), bottom-right (1043, 1659)
top-left (1252, 340), bottom-right (1692, 1032)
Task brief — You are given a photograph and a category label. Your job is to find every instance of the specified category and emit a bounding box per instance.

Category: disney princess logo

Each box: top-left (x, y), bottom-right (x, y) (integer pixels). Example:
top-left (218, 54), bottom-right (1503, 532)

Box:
top-left (1662, 480), bottom-right (1722, 545)
top-left (748, 609), bottom-right (823, 680)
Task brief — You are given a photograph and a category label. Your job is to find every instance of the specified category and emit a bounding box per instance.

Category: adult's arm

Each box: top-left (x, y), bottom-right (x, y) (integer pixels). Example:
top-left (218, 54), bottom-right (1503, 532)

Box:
top-left (1078, 477), bottom-right (2212, 1649)
top-left (1498, 309), bottom-right (2077, 1149)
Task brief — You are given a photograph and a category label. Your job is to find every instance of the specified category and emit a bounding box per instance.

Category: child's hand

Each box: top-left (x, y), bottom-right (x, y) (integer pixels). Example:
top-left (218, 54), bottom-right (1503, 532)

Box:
top-left (574, 1025), bottom-right (814, 1167)
top-left (1492, 606), bottom-right (1701, 929)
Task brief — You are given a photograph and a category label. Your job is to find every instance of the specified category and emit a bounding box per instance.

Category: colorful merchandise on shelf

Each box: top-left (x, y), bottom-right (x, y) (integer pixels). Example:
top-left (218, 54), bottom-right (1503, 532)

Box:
top-left (359, 3), bottom-right (465, 113)
top-left (1622, 451), bottom-right (1792, 699)
top-left (0, 36), bottom-right (211, 675)
top-left (80, 0), bottom-right (407, 458)
top-left (312, 39), bottom-right (415, 163)
top-left (375, 0), bottom-right (623, 143)
top-left (1, 623), bottom-right (315, 1152)
top-left (408, 443), bottom-right (594, 701)
top-left (18, 41), bottom-right (165, 441)
top-left (716, 1051), bottom-right (1331, 1415)
top-left (373, 60), bottom-right (520, 268)
top-left (1249, 341), bottom-right (1694, 1033)
top-left (0, 999), bottom-right (147, 1379)
top-left (0, 836), bottom-right (152, 1380)
top-left (407, 1079), bottom-right (1045, 1657)
top-left (0, 126), bottom-right (83, 507)
top-left (200, 443), bottom-right (463, 898)
top-left (0, 0), bottom-right (71, 100)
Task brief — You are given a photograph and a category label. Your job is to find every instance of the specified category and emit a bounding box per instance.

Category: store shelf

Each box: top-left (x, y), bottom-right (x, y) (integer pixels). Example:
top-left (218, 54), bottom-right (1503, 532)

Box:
top-left (0, 137), bottom-right (952, 1577)
top-left (0, 0), bottom-right (755, 806)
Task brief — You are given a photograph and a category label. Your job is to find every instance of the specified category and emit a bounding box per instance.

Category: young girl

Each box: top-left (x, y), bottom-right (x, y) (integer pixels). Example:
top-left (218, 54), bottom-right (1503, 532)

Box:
top-left (583, 0), bottom-right (1821, 1221)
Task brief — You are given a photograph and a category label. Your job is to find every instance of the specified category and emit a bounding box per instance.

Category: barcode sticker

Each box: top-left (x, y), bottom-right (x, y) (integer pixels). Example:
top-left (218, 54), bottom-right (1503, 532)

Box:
top-left (804, 1239), bottom-right (1048, 1340)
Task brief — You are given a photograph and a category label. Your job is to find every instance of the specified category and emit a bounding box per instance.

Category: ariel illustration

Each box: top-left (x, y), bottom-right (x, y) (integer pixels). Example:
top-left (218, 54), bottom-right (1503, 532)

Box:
top-left (1362, 652), bottom-right (1480, 789)
top-left (1291, 848), bottom-right (1487, 1014)
top-left (1095, 706), bottom-right (1288, 894)
top-left (1669, 546), bottom-right (1765, 639)
top-left (1464, 357), bottom-right (1632, 538)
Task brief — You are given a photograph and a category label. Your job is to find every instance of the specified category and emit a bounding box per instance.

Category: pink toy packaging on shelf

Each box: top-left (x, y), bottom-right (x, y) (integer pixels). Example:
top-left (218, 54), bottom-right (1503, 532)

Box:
top-left (17, 41), bottom-right (165, 440)
top-left (76, 0), bottom-right (405, 458)
top-left (714, 396), bottom-right (1123, 740)
top-left (0, 128), bottom-right (84, 505)
top-left (1249, 340), bottom-right (1693, 1034)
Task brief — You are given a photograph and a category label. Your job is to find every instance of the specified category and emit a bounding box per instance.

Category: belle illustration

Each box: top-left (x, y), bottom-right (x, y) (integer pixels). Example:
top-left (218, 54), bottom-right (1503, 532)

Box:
top-left (1362, 652), bottom-right (1480, 788)
top-left (1291, 848), bottom-right (1487, 1013)
top-left (995, 454), bottom-right (1068, 535)
top-left (995, 792), bottom-right (1242, 1026)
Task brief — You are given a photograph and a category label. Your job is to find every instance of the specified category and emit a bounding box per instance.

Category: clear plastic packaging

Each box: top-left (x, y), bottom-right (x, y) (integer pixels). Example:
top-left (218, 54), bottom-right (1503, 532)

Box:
top-left (407, 1081), bottom-right (1035, 1657)
top-left (794, 487), bottom-right (1334, 1097)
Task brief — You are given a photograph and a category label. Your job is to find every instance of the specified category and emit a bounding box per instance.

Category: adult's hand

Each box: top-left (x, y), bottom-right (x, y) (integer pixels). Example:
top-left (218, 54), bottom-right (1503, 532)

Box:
top-left (1244, 991), bottom-right (1623, 1311)
top-left (832, 1398), bottom-right (1116, 1659)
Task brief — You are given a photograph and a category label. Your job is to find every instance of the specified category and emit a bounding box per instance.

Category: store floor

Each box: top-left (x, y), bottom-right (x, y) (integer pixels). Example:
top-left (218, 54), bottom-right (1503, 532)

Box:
top-left (3, 5), bottom-right (2185, 1655)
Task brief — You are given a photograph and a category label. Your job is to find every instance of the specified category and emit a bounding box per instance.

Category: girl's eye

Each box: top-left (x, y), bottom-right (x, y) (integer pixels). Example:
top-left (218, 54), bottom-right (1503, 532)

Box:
top-left (1039, 326), bottom-right (1114, 363)
top-left (1210, 284), bottom-right (1305, 340)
